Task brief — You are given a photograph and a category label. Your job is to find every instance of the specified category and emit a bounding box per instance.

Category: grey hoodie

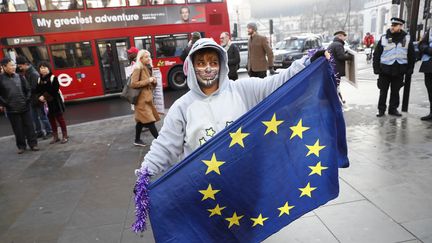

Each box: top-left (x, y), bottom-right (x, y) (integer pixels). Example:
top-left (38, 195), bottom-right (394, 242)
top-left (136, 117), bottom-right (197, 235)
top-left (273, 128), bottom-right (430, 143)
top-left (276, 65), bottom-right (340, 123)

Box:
top-left (137, 38), bottom-right (310, 176)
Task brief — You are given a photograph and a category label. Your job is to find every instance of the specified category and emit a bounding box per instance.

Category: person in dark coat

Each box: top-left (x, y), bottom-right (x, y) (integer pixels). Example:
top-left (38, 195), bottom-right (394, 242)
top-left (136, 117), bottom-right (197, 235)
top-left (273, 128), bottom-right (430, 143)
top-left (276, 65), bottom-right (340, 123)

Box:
top-left (0, 57), bottom-right (38, 153)
top-left (220, 32), bottom-right (240, 80)
top-left (418, 28), bottom-right (432, 121)
top-left (373, 17), bottom-right (415, 117)
top-left (327, 31), bottom-right (353, 83)
top-left (36, 61), bottom-right (68, 144)
top-left (16, 56), bottom-right (52, 138)
top-left (180, 32), bottom-right (201, 62)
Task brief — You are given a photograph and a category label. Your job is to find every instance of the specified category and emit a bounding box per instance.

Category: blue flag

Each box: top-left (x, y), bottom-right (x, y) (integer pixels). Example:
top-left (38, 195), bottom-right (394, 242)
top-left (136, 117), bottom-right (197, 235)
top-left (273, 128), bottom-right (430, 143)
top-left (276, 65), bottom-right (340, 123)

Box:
top-left (148, 58), bottom-right (349, 242)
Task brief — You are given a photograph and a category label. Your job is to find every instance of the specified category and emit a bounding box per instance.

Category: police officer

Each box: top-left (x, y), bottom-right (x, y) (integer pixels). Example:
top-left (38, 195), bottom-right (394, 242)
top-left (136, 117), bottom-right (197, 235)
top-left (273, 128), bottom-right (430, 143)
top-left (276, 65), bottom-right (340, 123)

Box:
top-left (373, 17), bottom-right (415, 117)
top-left (418, 28), bottom-right (432, 121)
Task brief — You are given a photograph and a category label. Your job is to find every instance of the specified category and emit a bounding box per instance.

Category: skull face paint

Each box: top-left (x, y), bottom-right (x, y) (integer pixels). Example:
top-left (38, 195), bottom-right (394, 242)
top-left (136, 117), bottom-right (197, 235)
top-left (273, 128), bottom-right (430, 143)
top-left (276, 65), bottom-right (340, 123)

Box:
top-left (193, 49), bottom-right (220, 88)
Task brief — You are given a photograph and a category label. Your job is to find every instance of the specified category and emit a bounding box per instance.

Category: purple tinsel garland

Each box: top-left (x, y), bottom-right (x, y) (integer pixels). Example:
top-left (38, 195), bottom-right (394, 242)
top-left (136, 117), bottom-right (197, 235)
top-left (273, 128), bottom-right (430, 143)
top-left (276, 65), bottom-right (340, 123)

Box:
top-left (132, 168), bottom-right (151, 233)
top-left (307, 48), bottom-right (339, 85)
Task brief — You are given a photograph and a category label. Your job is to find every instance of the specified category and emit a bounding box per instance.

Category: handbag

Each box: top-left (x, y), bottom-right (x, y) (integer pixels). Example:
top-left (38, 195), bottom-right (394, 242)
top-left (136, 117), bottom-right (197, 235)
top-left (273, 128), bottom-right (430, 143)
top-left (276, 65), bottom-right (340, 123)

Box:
top-left (121, 69), bottom-right (142, 105)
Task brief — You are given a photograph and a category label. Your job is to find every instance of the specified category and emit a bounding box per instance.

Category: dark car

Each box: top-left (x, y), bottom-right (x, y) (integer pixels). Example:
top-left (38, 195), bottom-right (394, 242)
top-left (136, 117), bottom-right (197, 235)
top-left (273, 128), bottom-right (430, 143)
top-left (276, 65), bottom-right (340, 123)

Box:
top-left (273, 34), bottom-right (323, 69)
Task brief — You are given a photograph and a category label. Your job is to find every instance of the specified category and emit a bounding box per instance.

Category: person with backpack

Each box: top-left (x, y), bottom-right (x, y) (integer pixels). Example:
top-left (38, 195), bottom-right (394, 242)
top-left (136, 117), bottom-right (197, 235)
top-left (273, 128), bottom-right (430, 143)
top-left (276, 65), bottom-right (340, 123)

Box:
top-left (36, 61), bottom-right (68, 144)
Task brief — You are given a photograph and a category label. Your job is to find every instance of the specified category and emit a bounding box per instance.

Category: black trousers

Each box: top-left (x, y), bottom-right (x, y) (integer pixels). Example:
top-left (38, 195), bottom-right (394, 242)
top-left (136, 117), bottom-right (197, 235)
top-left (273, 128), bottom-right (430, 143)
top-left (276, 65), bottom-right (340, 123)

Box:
top-left (248, 70), bottom-right (267, 78)
top-left (7, 109), bottom-right (37, 149)
top-left (425, 73), bottom-right (432, 109)
top-left (136, 121), bottom-right (158, 141)
top-left (377, 73), bottom-right (404, 112)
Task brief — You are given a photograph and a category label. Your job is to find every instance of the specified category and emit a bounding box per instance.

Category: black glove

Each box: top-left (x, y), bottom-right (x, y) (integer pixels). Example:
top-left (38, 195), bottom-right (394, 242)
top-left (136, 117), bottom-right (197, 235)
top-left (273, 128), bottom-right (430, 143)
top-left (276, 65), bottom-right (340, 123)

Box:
top-left (406, 68), bottom-right (413, 75)
top-left (310, 50), bottom-right (326, 62)
top-left (373, 68), bottom-right (380, 75)
top-left (269, 66), bottom-right (276, 75)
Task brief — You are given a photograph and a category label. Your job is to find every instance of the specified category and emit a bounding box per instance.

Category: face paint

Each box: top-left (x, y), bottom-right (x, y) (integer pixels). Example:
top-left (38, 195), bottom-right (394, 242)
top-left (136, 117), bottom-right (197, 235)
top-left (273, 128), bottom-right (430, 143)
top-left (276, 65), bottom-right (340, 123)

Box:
top-left (193, 51), bottom-right (220, 88)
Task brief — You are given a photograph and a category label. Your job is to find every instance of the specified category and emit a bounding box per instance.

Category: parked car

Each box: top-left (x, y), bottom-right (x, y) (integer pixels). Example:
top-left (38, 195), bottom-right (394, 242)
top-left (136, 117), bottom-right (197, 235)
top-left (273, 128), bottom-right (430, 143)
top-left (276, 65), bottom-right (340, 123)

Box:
top-left (273, 34), bottom-right (323, 69)
top-left (232, 39), bottom-right (248, 69)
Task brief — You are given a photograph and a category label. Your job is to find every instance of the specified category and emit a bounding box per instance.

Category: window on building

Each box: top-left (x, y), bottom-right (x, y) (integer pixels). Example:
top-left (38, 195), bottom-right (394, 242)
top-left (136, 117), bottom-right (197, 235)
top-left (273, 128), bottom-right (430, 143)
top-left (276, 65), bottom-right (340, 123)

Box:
top-left (155, 34), bottom-right (188, 58)
top-left (39, 0), bottom-right (83, 10)
top-left (86, 0), bottom-right (126, 8)
top-left (134, 36), bottom-right (153, 56)
top-left (50, 42), bottom-right (93, 69)
top-left (0, 0), bottom-right (38, 12)
top-left (3, 46), bottom-right (49, 66)
top-left (128, 0), bottom-right (146, 6)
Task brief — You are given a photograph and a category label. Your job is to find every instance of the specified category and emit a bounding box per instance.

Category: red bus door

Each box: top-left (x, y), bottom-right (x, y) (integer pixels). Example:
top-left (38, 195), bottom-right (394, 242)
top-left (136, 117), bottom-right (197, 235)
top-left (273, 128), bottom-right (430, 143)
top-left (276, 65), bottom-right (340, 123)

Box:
top-left (96, 39), bottom-right (129, 93)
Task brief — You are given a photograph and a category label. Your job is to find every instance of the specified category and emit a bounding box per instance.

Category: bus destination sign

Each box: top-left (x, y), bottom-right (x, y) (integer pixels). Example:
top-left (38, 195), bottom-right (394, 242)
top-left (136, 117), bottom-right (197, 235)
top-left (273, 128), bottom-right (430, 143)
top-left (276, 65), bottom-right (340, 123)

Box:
top-left (1, 36), bottom-right (44, 46)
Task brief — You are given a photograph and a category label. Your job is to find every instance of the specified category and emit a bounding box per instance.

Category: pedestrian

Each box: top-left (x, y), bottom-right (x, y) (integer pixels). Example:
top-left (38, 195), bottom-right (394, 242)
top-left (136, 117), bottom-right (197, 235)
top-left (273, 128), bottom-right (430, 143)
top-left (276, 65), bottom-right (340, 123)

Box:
top-left (36, 61), bottom-right (69, 144)
top-left (134, 38), bottom-right (328, 176)
top-left (246, 22), bottom-right (275, 78)
top-left (418, 28), bottom-right (432, 121)
top-left (220, 32), bottom-right (240, 80)
top-left (363, 32), bottom-right (375, 48)
top-left (127, 46), bottom-right (139, 66)
top-left (130, 49), bottom-right (160, 147)
top-left (180, 31), bottom-right (201, 62)
top-left (327, 30), bottom-right (353, 103)
top-left (16, 56), bottom-right (52, 139)
top-left (0, 57), bottom-right (39, 154)
top-left (373, 17), bottom-right (415, 117)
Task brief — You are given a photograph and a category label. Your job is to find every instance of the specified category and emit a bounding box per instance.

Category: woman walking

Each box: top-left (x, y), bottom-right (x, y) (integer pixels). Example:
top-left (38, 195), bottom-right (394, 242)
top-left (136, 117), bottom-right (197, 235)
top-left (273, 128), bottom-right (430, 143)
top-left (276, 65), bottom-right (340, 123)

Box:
top-left (419, 28), bottom-right (432, 121)
top-left (36, 62), bottom-right (68, 144)
top-left (130, 50), bottom-right (160, 146)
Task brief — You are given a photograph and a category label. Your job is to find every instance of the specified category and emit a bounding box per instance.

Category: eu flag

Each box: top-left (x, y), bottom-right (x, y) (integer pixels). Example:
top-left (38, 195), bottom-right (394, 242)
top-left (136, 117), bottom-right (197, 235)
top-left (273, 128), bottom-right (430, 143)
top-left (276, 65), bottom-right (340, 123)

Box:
top-left (147, 58), bottom-right (349, 242)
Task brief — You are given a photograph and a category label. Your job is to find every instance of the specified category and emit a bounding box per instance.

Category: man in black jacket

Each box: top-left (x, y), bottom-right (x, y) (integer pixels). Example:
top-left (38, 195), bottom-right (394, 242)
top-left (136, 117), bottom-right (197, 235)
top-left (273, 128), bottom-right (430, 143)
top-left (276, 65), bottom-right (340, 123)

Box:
top-left (220, 32), bottom-right (240, 80)
top-left (16, 56), bottom-right (52, 138)
top-left (327, 30), bottom-right (353, 103)
top-left (418, 28), bottom-right (432, 121)
top-left (0, 58), bottom-right (38, 154)
top-left (373, 17), bottom-right (415, 117)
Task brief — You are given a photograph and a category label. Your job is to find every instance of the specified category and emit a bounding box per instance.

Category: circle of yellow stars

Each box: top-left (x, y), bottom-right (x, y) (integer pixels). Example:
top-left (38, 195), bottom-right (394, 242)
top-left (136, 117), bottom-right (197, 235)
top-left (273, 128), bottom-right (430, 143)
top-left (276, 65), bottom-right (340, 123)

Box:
top-left (197, 113), bottom-right (329, 229)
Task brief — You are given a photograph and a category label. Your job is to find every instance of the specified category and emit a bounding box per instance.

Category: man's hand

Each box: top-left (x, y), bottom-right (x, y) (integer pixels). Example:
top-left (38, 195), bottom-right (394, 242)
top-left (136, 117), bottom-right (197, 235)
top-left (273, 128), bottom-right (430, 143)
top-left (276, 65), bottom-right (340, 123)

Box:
top-left (269, 67), bottom-right (276, 75)
top-left (310, 50), bottom-right (329, 62)
top-left (38, 96), bottom-right (46, 103)
top-left (0, 106), bottom-right (4, 113)
top-left (406, 69), bottom-right (413, 75)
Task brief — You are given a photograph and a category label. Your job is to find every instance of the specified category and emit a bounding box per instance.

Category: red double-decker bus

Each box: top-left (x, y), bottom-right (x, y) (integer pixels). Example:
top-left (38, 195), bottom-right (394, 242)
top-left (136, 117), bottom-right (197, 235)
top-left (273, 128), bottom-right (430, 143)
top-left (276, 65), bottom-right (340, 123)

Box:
top-left (0, 0), bottom-right (229, 101)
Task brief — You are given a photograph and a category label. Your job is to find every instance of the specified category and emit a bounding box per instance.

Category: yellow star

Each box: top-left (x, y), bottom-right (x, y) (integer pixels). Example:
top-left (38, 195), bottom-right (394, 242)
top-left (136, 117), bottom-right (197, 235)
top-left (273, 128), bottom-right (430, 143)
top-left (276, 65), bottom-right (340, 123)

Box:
top-left (250, 214), bottom-right (269, 227)
top-left (278, 202), bottom-right (295, 217)
top-left (202, 153), bottom-right (225, 175)
top-left (308, 161), bottom-right (328, 176)
top-left (299, 182), bottom-right (317, 198)
top-left (206, 127), bottom-right (216, 137)
top-left (199, 184), bottom-right (220, 201)
top-left (290, 119), bottom-right (310, 139)
top-left (207, 204), bottom-right (226, 217)
top-left (199, 137), bottom-right (207, 146)
top-left (306, 139), bottom-right (326, 157)
top-left (225, 212), bottom-right (244, 228)
top-left (229, 127), bottom-right (250, 148)
top-left (262, 113), bottom-right (284, 135)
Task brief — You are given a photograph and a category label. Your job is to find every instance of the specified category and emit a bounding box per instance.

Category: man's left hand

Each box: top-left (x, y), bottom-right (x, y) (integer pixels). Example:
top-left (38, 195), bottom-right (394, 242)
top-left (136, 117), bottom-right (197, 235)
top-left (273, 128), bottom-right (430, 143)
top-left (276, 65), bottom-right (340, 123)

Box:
top-left (269, 67), bottom-right (276, 75)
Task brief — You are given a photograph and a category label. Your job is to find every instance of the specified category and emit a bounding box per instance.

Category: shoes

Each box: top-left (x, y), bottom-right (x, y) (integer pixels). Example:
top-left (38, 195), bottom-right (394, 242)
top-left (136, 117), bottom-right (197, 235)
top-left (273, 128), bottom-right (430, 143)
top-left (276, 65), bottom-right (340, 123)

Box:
top-left (388, 110), bottom-right (402, 117)
top-left (60, 137), bottom-right (69, 144)
top-left (421, 114), bottom-right (432, 121)
top-left (36, 132), bottom-right (44, 138)
top-left (50, 137), bottom-right (60, 144)
top-left (30, 146), bottom-right (40, 151)
top-left (133, 139), bottom-right (146, 147)
top-left (376, 110), bottom-right (385, 117)
top-left (17, 149), bottom-right (25, 154)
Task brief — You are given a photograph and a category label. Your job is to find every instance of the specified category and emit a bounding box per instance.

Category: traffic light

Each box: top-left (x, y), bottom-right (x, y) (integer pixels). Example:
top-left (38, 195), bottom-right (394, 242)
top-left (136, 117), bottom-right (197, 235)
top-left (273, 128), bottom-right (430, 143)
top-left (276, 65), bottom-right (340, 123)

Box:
top-left (232, 23), bottom-right (238, 38)
top-left (269, 19), bottom-right (274, 35)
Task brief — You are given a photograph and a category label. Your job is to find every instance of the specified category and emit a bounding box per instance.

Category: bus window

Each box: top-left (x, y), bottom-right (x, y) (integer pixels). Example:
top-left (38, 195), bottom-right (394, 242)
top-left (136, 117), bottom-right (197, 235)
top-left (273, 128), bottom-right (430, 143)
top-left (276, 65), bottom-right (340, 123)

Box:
top-left (134, 36), bottom-right (153, 56)
top-left (86, 0), bottom-right (126, 8)
top-left (155, 34), bottom-right (188, 58)
top-left (50, 42), bottom-right (93, 69)
top-left (188, 0), bottom-right (222, 3)
top-left (39, 0), bottom-right (83, 10)
top-left (150, 0), bottom-right (185, 5)
top-left (3, 46), bottom-right (49, 66)
top-left (0, 0), bottom-right (38, 12)
top-left (128, 0), bottom-right (146, 6)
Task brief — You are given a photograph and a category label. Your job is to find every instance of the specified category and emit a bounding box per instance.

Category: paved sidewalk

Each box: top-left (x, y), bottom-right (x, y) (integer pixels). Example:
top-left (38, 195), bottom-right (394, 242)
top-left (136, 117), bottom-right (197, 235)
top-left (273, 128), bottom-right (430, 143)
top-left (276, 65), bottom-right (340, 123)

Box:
top-left (1, 64), bottom-right (432, 242)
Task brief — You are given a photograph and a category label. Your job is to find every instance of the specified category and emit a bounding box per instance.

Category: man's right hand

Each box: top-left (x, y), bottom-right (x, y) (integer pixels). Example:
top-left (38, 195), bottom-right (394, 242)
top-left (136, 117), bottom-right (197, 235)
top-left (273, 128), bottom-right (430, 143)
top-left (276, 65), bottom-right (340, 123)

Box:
top-left (0, 106), bottom-right (4, 113)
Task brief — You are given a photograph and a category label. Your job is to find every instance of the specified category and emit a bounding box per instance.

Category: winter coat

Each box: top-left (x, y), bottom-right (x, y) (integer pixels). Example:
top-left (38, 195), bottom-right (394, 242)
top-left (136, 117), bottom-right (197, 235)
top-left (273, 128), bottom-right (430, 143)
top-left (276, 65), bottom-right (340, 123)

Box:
top-left (247, 33), bottom-right (274, 72)
top-left (129, 64), bottom-right (160, 124)
top-left (37, 73), bottom-right (65, 115)
top-left (373, 29), bottom-right (415, 76)
top-left (136, 38), bottom-right (309, 176)
top-left (327, 37), bottom-right (352, 77)
top-left (225, 43), bottom-right (241, 80)
top-left (419, 29), bottom-right (432, 73)
top-left (0, 72), bottom-right (30, 113)
top-left (24, 65), bottom-right (42, 107)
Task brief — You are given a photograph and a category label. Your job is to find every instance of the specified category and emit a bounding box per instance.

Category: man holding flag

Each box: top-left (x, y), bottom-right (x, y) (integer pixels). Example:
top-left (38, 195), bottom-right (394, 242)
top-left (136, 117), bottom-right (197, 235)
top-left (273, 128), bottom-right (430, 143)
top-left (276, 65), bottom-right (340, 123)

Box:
top-left (133, 38), bottom-right (348, 241)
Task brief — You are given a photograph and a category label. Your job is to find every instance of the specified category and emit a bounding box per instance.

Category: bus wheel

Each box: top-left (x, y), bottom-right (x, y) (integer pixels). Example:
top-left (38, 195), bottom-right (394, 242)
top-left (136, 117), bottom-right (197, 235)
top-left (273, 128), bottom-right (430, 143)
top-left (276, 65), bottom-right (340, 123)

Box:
top-left (168, 66), bottom-right (187, 90)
